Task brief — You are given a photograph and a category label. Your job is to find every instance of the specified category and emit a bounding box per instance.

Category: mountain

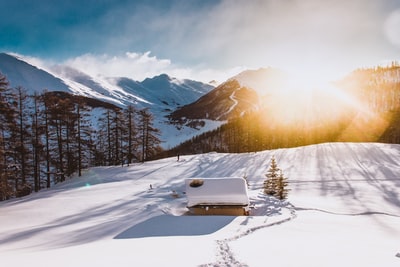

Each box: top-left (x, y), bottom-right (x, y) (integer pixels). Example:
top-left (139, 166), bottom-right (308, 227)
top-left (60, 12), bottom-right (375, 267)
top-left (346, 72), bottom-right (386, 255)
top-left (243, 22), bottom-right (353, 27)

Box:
top-left (0, 53), bottom-right (303, 149)
top-left (0, 53), bottom-right (215, 148)
top-left (116, 74), bottom-right (213, 110)
top-left (229, 67), bottom-right (288, 95)
top-left (1, 143), bottom-right (399, 266)
top-left (0, 53), bottom-right (70, 92)
top-left (169, 79), bottom-right (260, 122)
top-left (168, 68), bottom-right (289, 123)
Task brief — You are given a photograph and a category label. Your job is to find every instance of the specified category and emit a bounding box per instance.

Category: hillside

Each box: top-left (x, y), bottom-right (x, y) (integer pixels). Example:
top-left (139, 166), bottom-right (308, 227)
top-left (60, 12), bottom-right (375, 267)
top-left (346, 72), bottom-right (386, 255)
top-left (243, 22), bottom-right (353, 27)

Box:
top-left (0, 52), bottom-right (216, 148)
top-left (169, 79), bottom-right (260, 121)
top-left (0, 143), bottom-right (399, 266)
top-left (169, 64), bottom-right (400, 154)
top-left (0, 53), bottom-right (70, 92)
top-left (168, 68), bottom-right (288, 123)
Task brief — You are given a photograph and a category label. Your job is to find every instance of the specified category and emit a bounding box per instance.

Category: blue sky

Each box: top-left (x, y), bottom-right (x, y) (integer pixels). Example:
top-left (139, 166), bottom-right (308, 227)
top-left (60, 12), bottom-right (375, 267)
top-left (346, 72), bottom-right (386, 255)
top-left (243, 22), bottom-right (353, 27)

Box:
top-left (1, 0), bottom-right (400, 82)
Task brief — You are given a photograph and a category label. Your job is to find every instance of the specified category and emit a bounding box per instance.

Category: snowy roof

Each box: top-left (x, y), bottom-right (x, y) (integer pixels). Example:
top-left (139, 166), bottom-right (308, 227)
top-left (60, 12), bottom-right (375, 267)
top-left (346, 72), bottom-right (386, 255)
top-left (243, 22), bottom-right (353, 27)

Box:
top-left (185, 177), bottom-right (249, 207)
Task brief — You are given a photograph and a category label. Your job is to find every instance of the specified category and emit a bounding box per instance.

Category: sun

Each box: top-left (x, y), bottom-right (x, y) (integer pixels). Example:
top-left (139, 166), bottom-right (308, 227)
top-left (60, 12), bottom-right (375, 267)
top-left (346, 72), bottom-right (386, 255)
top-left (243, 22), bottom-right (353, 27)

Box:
top-left (284, 66), bottom-right (340, 92)
top-left (265, 67), bottom-right (361, 125)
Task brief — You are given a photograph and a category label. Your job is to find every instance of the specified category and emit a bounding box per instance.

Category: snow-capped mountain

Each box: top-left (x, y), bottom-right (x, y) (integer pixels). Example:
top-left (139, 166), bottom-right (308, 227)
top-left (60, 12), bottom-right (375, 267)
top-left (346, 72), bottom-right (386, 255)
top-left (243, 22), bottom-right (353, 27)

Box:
top-left (2, 53), bottom-right (339, 149)
top-left (0, 53), bottom-right (215, 148)
top-left (0, 53), bottom-right (71, 92)
top-left (117, 74), bottom-right (213, 110)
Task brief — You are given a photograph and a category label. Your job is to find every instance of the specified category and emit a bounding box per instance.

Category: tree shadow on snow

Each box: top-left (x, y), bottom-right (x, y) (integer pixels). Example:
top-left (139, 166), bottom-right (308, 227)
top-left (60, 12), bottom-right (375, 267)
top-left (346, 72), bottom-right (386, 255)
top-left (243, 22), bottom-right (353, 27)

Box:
top-left (114, 215), bottom-right (235, 239)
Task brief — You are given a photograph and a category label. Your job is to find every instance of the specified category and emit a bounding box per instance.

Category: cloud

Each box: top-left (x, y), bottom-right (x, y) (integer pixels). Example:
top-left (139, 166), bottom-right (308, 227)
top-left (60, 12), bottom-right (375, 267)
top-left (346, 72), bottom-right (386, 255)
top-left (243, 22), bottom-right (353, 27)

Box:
top-left (113, 0), bottom-right (394, 77)
top-left (3, 0), bottom-right (400, 74)
top-left (8, 1), bottom-right (400, 84)
top-left (384, 9), bottom-right (400, 47)
top-left (14, 50), bottom-right (245, 83)
top-left (195, 0), bottom-right (381, 65)
top-left (63, 51), bottom-right (242, 83)
top-left (64, 52), bottom-right (172, 81)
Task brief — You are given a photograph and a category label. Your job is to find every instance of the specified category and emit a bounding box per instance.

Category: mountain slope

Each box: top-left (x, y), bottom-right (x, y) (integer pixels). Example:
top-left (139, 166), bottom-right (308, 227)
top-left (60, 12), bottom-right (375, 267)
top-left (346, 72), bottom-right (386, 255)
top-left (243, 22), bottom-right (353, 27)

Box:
top-left (230, 67), bottom-right (288, 95)
top-left (169, 79), bottom-right (260, 122)
top-left (116, 74), bottom-right (213, 109)
top-left (0, 53), bottom-right (70, 92)
top-left (0, 53), bottom-right (303, 149)
top-left (0, 143), bottom-right (399, 266)
top-left (168, 67), bottom-right (293, 124)
top-left (0, 52), bottom-right (215, 148)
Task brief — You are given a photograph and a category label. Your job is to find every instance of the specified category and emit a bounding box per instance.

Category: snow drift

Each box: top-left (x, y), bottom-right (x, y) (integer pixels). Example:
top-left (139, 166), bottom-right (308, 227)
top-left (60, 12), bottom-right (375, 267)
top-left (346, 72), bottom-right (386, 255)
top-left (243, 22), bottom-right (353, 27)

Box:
top-left (0, 142), bottom-right (399, 266)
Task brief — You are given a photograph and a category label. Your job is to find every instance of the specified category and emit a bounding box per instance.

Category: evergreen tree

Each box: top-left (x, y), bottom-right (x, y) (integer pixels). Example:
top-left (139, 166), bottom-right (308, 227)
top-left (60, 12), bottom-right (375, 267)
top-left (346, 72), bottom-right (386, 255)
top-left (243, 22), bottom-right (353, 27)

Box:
top-left (263, 156), bottom-right (279, 196)
top-left (277, 170), bottom-right (289, 200)
top-left (263, 156), bottom-right (289, 199)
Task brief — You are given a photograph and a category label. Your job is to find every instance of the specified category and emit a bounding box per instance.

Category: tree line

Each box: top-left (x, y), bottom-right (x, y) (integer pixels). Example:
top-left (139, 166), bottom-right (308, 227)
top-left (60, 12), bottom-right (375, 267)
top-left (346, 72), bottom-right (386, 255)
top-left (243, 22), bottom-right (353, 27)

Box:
top-left (0, 73), bottom-right (162, 200)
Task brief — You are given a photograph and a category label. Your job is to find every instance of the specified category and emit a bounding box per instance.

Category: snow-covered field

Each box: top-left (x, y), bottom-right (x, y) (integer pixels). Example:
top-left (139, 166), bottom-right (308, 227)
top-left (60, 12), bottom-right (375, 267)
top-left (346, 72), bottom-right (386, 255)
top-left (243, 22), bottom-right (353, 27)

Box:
top-left (1, 142), bottom-right (399, 266)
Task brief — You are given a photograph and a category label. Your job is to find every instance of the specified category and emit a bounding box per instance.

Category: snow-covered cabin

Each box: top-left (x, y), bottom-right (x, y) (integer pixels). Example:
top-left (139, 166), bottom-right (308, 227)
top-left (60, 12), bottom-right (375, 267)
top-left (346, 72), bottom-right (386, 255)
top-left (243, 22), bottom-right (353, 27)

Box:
top-left (185, 177), bottom-right (250, 216)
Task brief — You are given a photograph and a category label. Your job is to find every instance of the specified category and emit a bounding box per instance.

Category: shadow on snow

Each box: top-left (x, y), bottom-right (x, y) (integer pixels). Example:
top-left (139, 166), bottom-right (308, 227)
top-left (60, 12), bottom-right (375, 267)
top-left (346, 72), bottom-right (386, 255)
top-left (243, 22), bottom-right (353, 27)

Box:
top-left (114, 215), bottom-right (235, 239)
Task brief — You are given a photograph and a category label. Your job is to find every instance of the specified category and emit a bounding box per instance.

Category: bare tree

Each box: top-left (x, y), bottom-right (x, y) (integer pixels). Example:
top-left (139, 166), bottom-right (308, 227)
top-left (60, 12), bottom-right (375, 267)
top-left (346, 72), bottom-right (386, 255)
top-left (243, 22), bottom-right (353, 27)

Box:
top-left (137, 108), bottom-right (162, 162)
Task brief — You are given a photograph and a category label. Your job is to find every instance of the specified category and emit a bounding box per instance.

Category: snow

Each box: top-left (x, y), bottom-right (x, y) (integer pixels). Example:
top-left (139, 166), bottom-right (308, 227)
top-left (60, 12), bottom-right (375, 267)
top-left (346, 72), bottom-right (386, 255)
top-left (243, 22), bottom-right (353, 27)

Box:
top-left (0, 53), bottom-right (218, 149)
top-left (185, 177), bottom-right (249, 207)
top-left (216, 88), bottom-right (240, 120)
top-left (1, 142), bottom-right (400, 266)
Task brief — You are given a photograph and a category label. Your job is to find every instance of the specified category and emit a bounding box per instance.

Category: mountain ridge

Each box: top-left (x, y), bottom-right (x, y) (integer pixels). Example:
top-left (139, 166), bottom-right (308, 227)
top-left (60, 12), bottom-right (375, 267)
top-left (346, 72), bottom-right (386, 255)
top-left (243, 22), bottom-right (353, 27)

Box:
top-left (0, 52), bottom-right (216, 148)
top-left (169, 79), bottom-right (260, 122)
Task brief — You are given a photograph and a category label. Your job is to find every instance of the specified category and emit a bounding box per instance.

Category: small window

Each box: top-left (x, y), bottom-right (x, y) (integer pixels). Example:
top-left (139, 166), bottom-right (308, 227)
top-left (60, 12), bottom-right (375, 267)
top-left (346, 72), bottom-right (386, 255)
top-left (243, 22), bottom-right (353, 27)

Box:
top-left (189, 179), bottom-right (204, 188)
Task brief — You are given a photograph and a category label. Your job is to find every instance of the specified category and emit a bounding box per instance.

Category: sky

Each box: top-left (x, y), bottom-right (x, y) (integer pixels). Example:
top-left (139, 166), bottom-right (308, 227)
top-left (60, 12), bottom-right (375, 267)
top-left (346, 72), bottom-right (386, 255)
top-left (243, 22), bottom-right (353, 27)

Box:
top-left (1, 0), bottom-right (400, 82)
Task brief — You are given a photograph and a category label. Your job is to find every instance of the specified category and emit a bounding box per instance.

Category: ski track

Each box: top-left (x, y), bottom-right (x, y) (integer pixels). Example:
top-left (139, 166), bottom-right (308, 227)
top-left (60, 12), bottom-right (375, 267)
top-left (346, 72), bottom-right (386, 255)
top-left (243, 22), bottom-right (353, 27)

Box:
top-left (199, 199), bottom-right (400, 267)
top-left (200, 203), bottom-right (298, 267)
top-left (216, 88), bottom-right (239, 120)
top-left (294, 206), bottom-right (400, 218)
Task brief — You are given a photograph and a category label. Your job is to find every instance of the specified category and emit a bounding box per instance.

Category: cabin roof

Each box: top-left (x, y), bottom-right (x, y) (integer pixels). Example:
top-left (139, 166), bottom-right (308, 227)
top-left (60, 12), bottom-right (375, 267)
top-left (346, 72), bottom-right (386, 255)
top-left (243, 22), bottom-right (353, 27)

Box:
top-left (185, 177), bottom-right (249, 207)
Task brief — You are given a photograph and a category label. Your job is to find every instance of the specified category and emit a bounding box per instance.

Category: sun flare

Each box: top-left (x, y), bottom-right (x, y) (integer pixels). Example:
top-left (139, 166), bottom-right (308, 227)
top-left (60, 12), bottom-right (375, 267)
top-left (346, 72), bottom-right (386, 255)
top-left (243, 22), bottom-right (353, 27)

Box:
top-left (284, 64), bottom-right (347, 92)
top-left (264, 68), bottom-right (364, 125)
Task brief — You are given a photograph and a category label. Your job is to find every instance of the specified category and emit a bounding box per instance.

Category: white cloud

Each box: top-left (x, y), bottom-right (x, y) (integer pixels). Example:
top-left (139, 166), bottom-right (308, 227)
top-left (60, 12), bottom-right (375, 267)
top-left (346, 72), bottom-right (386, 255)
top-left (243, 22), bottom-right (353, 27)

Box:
top-left (384, 9), bottom-right (400, 47)
top-left (64, 52), bottom-right (172, 81)
top-left (10, 52), bottom-right (56, 72)
top-left (18, 0), bottom-right (396, 84)
top-left (9, 0), bottom-right (400, 85)
top-left (131, 0), bottom-right (390, 78)
top-left (13, 51), bottom-right (245, 84)
top-left (62, 51), bottom-right (244, 83)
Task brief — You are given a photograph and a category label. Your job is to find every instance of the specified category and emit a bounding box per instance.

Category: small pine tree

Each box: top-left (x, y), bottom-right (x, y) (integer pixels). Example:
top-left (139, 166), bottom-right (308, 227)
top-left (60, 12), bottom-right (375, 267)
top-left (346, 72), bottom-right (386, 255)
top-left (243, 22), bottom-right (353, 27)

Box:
top-left (277, 170), bottom-right (289, 200)
top-left (263, 156), bottom-right (279, 196)
top-left (263, 156), bottom-right (289, 199)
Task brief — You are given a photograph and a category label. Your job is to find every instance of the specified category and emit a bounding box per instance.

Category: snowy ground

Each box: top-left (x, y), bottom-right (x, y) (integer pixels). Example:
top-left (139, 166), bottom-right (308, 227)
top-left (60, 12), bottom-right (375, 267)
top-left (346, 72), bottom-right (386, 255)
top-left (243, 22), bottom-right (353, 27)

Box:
top-left (1, 142), bottom-right (399, 266)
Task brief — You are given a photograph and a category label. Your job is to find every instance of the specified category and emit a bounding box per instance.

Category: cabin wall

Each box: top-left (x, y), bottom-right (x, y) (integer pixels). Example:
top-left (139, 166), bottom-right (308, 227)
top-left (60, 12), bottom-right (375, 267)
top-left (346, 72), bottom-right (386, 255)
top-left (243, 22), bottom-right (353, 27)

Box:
top-left (188, 205), bottom-right (249, 216)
